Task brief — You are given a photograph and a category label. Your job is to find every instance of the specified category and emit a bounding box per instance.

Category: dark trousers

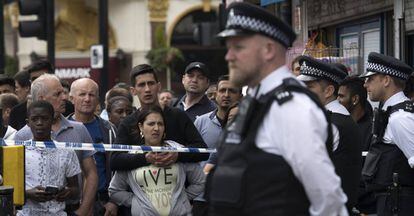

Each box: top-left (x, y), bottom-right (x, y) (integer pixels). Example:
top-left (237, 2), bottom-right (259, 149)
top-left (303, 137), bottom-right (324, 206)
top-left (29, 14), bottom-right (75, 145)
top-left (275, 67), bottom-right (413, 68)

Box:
top-left (94, 190), bottom-right (110, 216)
top-left (192, 200), bottom-right (209, 216)
top-left (376, 193), bottom-right (414, 216)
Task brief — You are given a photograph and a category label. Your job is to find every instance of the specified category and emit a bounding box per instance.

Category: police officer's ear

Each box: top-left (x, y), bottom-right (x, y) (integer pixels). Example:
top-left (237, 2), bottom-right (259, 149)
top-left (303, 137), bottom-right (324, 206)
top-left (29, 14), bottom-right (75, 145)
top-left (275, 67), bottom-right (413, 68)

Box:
top-left (323, 84), bottom-right (335, 99)
top-left (262, 38), bottom-right (281, 61)
top-left (383, 75), bottom-right (393, 87)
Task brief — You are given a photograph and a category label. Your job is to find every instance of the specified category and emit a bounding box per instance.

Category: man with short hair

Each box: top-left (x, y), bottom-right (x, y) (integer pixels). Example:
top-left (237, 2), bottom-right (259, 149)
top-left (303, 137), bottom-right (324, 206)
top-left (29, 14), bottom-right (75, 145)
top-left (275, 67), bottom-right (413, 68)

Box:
top-left (175, 62), bottom-right (216, 121)
top-left (298, 56), bottom-right (362, 212)
top-left (338, 76), bottom-right (373, 150)
top-left (338, 76), bottom-right (375, 215)
top-left (0, 75), bottom-right (16, 95)
top-left (206, 83), bottom-right (217, 101)
top-left (9, 60), bottom-right (53, 130)
top-left (13, 70), bottom-right (31, 103)
top-left (68, 78), bottom-right (118, 215)
top-left (193, 75), bottom-right (241, 215)
top-left (27, 59), bottom-right (54, 82)
top-left (0, 93), bottom-right (19, 140)
top-left (0, 93), bottom-right (19, 126)
top-left (360, 52), bottom-right (414, 215)
top-left (14, 74), bottom-right (98, 216)
top-left (208, 3), bottom-right (347, 215)
top-left (158, 89), bottom-right (174, 109)
top-left (195, 75), bottom-right (241, 152)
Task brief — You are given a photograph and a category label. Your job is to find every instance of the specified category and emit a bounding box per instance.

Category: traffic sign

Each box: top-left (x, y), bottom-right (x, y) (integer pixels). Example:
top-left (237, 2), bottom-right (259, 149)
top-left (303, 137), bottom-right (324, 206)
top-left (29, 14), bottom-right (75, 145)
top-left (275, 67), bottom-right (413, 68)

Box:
top-left (90, 45), bottom-right (103, 69)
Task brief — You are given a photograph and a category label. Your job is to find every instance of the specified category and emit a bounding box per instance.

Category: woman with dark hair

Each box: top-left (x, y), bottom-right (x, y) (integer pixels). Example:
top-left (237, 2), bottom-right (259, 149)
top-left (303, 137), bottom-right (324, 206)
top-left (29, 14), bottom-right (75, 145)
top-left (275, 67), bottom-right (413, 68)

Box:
top-left (109, 106), bottom-right (205, 216)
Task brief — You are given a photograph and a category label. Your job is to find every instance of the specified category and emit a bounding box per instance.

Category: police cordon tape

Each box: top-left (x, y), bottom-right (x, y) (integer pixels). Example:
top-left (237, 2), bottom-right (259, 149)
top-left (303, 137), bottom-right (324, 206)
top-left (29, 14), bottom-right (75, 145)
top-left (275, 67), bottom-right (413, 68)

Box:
top-left (0, 139), bottom-right (368, 156)
top-left (0, 139), bottom-right (217, 154)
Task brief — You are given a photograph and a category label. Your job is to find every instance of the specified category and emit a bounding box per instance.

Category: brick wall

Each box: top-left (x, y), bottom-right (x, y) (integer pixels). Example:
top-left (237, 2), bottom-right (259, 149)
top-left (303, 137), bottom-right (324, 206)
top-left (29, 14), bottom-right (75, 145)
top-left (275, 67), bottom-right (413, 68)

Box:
top-left (307, 0), bottom-right (393, 29)
top-left (406, 0), bottom-right (414, 32)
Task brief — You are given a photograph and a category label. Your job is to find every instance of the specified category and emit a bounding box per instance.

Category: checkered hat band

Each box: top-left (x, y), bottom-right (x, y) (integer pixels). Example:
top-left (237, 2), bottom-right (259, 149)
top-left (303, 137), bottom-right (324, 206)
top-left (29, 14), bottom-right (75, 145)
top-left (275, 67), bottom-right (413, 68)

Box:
top-left (300, 64), bottom-right (342, 84)
top-left (226, 14), bottom-right (290, 46)
top-left (366, 62), bottom-right (410, 80)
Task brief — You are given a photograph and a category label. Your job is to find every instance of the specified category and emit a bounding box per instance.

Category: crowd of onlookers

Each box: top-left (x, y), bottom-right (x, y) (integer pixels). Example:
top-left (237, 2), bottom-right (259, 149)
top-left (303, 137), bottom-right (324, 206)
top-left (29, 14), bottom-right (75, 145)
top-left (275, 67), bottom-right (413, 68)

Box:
top-left (3, 56), bottom-right (414, 216)
top-left (2, 59), bottom-right (241, 216)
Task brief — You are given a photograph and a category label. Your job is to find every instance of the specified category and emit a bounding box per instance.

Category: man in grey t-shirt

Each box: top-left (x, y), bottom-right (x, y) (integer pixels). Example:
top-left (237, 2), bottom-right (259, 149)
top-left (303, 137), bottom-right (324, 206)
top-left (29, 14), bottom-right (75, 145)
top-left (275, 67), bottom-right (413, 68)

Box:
top-left (15, 74), bottom-right (98, 216)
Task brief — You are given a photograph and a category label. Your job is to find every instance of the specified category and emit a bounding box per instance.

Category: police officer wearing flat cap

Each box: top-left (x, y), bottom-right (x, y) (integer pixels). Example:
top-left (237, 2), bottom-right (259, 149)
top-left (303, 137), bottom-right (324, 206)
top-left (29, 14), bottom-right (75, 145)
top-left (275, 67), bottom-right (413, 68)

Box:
top-left (207, 2), bottom-right (348, 216)
top-left (298, 56), bottom-right (362, 213)
top-left (361, 52), bottom-right (414, 216)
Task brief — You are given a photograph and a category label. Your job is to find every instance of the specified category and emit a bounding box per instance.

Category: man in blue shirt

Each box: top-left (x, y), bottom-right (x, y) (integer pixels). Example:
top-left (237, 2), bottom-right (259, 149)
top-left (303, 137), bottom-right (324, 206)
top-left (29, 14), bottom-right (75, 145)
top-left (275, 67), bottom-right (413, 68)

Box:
top-left (68, 78), bottom-right (118, 216)
top-left (175, 62), bottom-right (216, 122)
top-left (193, 75), bottom-right (241, 215)
top-left (195, 75), bottom-right (241, 155)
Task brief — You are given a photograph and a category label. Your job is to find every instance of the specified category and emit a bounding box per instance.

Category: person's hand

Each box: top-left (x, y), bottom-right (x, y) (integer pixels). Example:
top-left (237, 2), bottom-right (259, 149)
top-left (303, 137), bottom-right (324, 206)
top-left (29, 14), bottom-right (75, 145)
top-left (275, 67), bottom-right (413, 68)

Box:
top-left (145, 152), bottom-right (157, 164)
top-left (55, 187), bottom-right (72, 202)
top-left (154, 152), bottom-right (178, 167)
top-left (103, 202), bottom-right (118, 216)
top-left (26, 186), bottom-right (54, 202)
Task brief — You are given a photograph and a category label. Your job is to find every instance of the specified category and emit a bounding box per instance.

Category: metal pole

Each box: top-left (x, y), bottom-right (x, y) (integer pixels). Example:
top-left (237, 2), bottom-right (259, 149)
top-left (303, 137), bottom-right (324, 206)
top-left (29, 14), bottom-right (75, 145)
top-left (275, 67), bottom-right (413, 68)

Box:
top-left (47, 0), bottom-right (55, 69)
top-left (99, 0), bottom-right (109, 105)
top-left (0, 0), bottom-right (5, 74)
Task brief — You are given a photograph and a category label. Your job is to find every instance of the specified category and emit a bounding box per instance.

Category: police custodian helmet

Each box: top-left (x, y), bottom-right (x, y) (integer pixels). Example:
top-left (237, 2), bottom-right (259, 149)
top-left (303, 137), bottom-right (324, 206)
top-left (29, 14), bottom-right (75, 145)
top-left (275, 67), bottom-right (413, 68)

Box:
top-left (217, 2), bottom-right (297, 48)
top-left (360, 52), bottom-right (413, 80)
top-left (297, 56), bottom-right (348, 85)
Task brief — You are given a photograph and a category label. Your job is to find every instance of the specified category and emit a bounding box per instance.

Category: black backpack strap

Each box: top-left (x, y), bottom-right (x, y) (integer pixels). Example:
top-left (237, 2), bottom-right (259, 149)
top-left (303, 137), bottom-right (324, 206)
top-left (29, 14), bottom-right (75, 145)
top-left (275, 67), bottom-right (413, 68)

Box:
top-left (373, 100), bottom-right (414, 142)
top-left (255, 78), bottom-right (334, 156)
top-left (388, 100), bottom-right (414, 114)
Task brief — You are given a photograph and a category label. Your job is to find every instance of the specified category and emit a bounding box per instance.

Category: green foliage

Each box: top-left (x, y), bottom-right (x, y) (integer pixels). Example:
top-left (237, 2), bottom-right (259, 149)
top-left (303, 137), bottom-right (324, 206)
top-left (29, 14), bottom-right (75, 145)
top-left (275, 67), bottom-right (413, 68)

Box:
top-left (146, 46), bottom-right (184, 73)
top-left (146, 24), bottom-right (184, 74)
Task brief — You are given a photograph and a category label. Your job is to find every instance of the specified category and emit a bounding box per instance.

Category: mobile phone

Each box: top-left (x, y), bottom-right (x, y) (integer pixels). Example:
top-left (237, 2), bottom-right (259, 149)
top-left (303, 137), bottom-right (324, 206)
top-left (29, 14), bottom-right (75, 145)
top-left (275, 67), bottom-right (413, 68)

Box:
top-left (45, 186), bottom-right (59, 195)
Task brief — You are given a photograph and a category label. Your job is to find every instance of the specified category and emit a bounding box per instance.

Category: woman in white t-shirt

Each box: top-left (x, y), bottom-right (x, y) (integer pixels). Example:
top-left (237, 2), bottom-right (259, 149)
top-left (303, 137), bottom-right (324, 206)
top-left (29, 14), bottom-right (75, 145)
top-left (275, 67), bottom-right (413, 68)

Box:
top-left (109, 106), bottom-right (205, 216)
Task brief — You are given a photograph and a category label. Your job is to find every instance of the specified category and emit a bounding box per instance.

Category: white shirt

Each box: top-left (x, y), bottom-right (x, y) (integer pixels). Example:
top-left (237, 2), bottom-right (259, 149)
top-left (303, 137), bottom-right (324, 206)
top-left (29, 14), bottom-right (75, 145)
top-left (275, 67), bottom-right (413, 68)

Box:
top-left (250, 66), bottom-right (348, 216)
top-left (326, 100), bottom-right (350, 151)
top-left (18, 144), bottom-right (81, 216)
top-left (326, 100), bottom-right (350, 116)
top-left (4, 125), bottom-right (17, 140)
top-left (381, 91), bottom-right (414, 168)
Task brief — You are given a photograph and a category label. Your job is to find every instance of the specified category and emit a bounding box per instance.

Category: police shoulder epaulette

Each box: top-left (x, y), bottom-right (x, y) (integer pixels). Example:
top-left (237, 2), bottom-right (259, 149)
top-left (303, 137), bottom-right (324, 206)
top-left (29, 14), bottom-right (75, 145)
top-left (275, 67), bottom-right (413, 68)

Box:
top-left (390, 100), bottom-right (414, 114)
top-left (273, 89), bottom-right (293, 105)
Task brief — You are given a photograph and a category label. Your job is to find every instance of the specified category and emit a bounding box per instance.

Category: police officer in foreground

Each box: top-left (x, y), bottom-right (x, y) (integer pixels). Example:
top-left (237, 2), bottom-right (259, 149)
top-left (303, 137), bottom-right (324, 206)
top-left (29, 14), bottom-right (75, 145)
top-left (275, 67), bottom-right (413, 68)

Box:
top-left (207, 2), bottom-right (348, 216)
top-left (297, 56), bottom-right (362, 212)
top-left (360, 52), bottom-right (414, 216)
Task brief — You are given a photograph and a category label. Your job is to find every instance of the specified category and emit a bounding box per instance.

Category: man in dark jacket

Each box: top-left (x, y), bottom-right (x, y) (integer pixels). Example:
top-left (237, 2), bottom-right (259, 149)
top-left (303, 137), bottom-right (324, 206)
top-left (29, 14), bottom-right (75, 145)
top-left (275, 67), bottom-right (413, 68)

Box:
top-left (175, 62), bottom-right (216, 122)
top-left (338, 75), bottom-right (375, 214)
